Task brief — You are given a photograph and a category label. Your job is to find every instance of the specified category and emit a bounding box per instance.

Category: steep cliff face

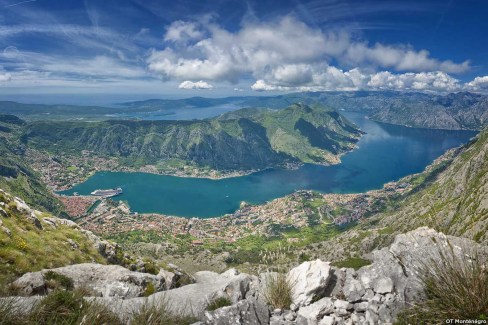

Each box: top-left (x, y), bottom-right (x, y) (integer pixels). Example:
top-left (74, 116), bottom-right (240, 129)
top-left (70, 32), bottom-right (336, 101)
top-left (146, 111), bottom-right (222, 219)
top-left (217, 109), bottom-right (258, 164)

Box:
top-left (20, 103), bottom-right (362, 171)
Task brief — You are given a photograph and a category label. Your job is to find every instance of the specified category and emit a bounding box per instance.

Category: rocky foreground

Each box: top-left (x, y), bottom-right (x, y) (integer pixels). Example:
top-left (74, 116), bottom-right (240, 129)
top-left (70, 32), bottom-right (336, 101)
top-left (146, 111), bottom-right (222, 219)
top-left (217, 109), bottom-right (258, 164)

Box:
top-left (6, 227), bottom-right (486, 324)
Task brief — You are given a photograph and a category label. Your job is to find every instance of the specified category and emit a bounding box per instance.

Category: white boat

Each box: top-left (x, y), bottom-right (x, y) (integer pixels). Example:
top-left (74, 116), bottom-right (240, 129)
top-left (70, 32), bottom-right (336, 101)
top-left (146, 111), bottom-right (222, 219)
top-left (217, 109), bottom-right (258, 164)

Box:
top-left (90, 187), bottom-right (123, 197)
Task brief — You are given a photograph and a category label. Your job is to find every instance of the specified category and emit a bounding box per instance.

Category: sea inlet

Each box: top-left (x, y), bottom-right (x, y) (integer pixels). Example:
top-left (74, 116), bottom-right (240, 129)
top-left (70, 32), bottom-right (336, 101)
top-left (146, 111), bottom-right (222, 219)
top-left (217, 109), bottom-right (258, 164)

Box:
top-left (61, 112), bottom-right (477, 218)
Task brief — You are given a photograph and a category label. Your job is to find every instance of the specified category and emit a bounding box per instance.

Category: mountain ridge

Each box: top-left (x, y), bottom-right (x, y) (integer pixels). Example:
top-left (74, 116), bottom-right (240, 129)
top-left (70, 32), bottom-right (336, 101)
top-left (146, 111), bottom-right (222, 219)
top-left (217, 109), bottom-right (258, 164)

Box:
top-left (20, 103), bottom-right (362, 173)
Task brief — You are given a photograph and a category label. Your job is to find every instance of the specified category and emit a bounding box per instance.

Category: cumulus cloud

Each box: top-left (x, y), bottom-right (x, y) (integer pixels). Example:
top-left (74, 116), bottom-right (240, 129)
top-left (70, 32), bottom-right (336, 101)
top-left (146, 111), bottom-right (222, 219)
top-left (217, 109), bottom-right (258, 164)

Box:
top-left (466, 76), bottom-right (488, 90)
top-left (252, 68), bottom-right (463, 93)
top-left (368, 71), bottom-right (460, 92)
top-left (178, 80), bottom-right (213, 89)
top-left (252, 66), bottom-right (360, 92)
top-left (147, 15), bottom-right (470, 89)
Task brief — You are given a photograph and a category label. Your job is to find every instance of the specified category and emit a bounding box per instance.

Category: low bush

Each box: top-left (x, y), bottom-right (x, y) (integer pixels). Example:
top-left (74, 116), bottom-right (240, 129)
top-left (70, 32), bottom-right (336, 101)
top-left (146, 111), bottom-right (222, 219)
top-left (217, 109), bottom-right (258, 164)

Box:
top-left (206, 296), bottom-right (232, 311)
top-left (331, 257), bottom-right (372, 270)
top-left (144, 282), bottom-right (155, 297)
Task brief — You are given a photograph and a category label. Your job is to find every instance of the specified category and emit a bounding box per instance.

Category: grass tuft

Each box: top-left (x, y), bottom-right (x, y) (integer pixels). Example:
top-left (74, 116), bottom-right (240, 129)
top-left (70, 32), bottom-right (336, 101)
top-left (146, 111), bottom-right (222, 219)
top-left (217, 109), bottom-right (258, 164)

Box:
top-left (397, 246), bottom-right (488, 323)
top-left (128, 298), bottom-right (197, 325)
top-left (262, 272), bottom-right (295, 310)
top-left (0, 297), bottom-right (29, 325)
top-left (30, 290), bottom-right (122, 325)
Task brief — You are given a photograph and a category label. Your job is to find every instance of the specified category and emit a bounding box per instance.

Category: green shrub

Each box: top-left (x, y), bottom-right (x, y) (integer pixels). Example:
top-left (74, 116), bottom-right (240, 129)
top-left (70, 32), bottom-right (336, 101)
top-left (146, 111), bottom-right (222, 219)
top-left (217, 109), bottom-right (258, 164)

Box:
top-left (44, 271), bottom-right (74, 291)
top-left (262, 272), bottom-right (295, 309)
top-left (332, 257), bottom-right (372, 270)
top-left (143, 260), bottom-right (160, 275)
top-left (144, 282), bottom-right (155, 297)
top-left (396, 246), bottom-right (488, 323)
top-left (206, 296), bottom-right (232, 311)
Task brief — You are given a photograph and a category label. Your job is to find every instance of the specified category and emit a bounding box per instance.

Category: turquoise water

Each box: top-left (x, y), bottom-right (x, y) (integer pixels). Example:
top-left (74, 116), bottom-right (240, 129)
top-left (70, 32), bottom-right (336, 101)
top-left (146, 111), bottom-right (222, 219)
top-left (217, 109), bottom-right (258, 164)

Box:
top-left (61, 112), bottom-right (477, 217)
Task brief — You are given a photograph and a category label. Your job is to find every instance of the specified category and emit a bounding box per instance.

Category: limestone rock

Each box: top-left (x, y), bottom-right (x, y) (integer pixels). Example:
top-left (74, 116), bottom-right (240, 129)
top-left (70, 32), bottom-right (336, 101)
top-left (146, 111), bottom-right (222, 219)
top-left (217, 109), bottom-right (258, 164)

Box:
top-left (11, 272), bottom-right (46, 295)
top-left (13, 197), bottom-right (31, 213)
top-left (288, 260), bottom-right (331, 306)
top-left (25, 212), bottom-right (43, 230)
top-left (57, 218), bottom-right (79, 228)
top-left (12, 263), bottom-right (165, 298)
top-left (202, 298), bottom-right (270, 325)
top-left (296, 297), bottom-right (334, 325)
top-left (96, 269), bottom-right (259, 319)
top-left (157, 269), bottom-right (176, 290)
top-left (343, 278), bottom-right (365, 302)
top-left (372, 277), bottom-right (393, 294)
top-left (41, 217), bottom-right (57, 228)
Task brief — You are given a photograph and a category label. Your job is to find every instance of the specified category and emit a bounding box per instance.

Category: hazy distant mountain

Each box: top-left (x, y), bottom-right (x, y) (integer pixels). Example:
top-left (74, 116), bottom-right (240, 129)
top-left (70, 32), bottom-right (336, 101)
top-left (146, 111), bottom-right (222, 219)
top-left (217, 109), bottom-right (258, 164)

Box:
top-left (2, 92), bottom-right (487, 130)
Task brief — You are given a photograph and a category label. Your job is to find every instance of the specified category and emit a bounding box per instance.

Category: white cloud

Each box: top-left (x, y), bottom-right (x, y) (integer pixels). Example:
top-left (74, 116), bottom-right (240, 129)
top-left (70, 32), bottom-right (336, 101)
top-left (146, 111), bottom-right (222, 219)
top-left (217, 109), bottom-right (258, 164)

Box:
top-left (0, 72), bottom-right (11, 82)
top-left (178, 80), bottom-right (213, 89)
top-left (466, 76), bottom-right (488, 90)
top-left (252, 68), bottom-right (463, 93)
top-left (345, 44), bottom-right (470, 74)
top-left (251, 66), bottom-right (360, 92)
top-left (164, 21), bottom-right (204, 43)
top-left (368, 71), bottom-right (460, 92)
top-left (147, 15), bottom-right (470, 89)
top-left (42, 56), bottom-right (146, 79)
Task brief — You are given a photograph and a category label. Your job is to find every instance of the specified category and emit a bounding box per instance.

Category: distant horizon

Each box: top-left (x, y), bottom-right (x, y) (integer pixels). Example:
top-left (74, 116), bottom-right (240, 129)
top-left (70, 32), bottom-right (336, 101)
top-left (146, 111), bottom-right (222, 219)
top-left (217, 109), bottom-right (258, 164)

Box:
top-left (0, 89), bottom-right (485, 107)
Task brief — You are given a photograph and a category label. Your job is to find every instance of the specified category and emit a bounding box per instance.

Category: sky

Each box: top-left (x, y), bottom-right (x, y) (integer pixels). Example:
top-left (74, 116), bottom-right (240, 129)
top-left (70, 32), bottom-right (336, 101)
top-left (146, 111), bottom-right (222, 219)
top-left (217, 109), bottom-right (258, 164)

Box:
top-left (0, 0), bottom-right (488, 102)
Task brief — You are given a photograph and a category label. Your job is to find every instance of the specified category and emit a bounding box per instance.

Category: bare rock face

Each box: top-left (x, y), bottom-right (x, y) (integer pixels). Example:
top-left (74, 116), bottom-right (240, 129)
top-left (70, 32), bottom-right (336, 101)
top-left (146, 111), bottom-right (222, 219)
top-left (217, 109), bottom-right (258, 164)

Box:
top-left (202, 298), bottom-right (270, 325)
top-left (4, 227), bottom-right (485, 325)
top-left (287, 260), bottom-right (331, 307)
top-left (12, 263), bottom-right (165, 298)
top-left (253, 227), bottom-right (485, 325)
top-left (92, 268), bottom-right (261, 320)
top-left (0, 206), bottom-right (8, 218)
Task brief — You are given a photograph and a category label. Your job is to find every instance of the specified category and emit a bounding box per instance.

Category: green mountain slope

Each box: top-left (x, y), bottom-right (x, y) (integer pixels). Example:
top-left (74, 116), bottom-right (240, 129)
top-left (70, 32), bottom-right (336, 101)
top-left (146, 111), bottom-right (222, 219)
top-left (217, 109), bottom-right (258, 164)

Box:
top-left (0, 115), bottom-right (64, 215)
top-left (0, 188), bottom-right (106, 287)
top-left (20, 103), bottom-right (362, 172)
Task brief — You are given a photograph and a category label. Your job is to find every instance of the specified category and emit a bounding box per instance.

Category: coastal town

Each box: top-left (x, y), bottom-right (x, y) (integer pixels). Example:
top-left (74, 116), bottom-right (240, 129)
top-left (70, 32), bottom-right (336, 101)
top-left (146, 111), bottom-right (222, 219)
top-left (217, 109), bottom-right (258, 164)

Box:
top-left (56, 179), bottom-right (411, 246)
top-left (26, 148), bottom-right (258, 191)
top-left (30, 142), bottom-right (450, 248)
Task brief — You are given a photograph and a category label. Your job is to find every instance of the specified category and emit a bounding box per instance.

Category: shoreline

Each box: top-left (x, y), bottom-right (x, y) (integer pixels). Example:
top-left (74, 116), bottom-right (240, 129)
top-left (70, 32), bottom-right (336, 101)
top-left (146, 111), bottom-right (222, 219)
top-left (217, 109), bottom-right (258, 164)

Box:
top-left (51, 156), bottom-right (344, 192)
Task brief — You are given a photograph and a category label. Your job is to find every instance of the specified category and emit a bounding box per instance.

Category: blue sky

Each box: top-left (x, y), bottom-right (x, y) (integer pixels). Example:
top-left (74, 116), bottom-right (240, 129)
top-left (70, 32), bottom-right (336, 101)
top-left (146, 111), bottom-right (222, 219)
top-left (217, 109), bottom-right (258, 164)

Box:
top-left (0, 0), bottom-right (487, 101)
